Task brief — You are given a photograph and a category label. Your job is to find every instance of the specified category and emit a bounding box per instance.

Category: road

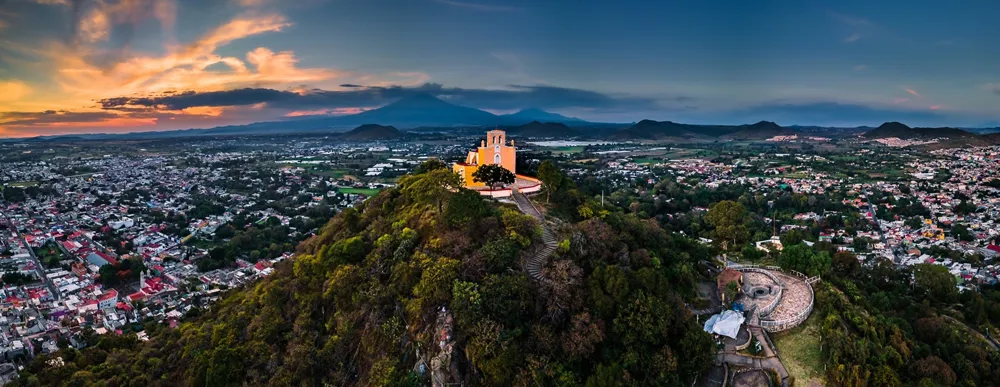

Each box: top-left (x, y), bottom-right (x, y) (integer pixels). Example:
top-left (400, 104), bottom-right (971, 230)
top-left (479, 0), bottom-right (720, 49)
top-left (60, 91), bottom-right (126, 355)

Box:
top-left (0, 211), bottom-right (61, 300)
top-left (867, 202), bottom-right (899, 263)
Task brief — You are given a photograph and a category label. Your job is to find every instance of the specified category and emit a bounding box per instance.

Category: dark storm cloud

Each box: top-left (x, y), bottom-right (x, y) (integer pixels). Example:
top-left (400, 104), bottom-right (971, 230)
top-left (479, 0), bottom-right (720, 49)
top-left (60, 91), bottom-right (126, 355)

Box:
top-left (0, 110), bottom-right (120, 125)
top-left (96, 83), bottom-right (665, 112)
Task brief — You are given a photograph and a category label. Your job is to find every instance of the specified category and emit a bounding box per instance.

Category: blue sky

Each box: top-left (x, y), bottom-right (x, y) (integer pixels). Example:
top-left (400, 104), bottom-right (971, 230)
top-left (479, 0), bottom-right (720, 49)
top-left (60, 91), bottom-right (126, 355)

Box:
top-left (1, 0), bottom-right (999, 136)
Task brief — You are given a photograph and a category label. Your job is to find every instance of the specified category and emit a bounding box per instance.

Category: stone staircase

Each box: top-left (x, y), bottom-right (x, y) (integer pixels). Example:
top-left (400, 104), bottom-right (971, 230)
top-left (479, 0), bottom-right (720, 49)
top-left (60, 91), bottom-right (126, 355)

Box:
top-left (512, 191), bottom-right (557, 281)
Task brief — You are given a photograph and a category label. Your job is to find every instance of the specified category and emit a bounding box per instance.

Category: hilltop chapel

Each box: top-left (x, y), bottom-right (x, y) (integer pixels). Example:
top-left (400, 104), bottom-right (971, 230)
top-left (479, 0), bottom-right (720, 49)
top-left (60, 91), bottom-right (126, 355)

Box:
top-left (453, 129), bottom-right (517, 187)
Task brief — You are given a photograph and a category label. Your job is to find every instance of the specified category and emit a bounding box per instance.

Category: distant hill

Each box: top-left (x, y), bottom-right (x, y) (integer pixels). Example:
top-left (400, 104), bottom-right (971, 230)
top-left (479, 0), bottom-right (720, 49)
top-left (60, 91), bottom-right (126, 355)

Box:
top-left (340, 94), bottom-right (500, 128)
top-left (611, 120), bottom-right (707, 140)
top-left (340, 124), bottom-right (403, 141)
top-left (722, 121), bottom-right (795, 140)
top-left (505, 121), bottom-right (578, 137)
top-left (499, 108), bottom-right (586, 124)
top-left (970, 131), bottom-right (1000, 146)
top-left (611, 120), bottom-right (795, 141)
top-left (863, 122), bottom-right (977, 139)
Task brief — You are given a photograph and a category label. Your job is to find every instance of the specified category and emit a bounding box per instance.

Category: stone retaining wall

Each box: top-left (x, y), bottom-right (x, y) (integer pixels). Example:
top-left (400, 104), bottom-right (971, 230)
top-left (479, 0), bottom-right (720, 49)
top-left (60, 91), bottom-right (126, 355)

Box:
top-left (728, 263), bottom-right (817, 333)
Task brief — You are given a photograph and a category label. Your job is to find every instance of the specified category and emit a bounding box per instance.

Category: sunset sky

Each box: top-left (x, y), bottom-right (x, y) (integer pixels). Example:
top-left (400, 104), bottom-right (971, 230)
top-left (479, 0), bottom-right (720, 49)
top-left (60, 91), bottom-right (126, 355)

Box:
top-left (2, 0), bottom-right (1000, 137)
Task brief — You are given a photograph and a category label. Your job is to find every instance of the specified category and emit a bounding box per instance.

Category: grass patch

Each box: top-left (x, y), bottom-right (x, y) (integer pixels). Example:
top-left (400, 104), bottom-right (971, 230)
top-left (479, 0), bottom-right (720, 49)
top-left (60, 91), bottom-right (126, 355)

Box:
top-left (34, 243), bottom-right (67, 268)
top-left (309, 168), bottom-right (352, 178)
top-left (632, 157), bottom-right (661, 165)
top-left (338, 187), bottom-right (382, 196)
top-left (550, 146), bottom-right (586, 154)
top-left (772, 313), bottom-right (825, 386)
top-left (782, 172), bottom-right (810, 179)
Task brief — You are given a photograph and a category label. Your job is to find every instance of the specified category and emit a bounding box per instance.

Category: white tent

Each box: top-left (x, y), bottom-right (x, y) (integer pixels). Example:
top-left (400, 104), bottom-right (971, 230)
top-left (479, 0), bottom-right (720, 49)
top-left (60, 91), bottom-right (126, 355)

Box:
top-left (703, 310), bottom-right (745, 339)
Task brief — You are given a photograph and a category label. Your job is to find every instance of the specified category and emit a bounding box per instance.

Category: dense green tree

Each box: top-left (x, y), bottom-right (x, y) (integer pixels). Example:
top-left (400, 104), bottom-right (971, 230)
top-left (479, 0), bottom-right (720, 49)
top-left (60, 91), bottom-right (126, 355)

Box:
top-left (472, 164), bottom-right (515, 190)
top-left (538, 160), bottom-right (568, 203)
top-left (413, 158), bottom-right (448, 174)
top-left (778, 244), bottom-right (830, 276)
top-left (399, 168), bottom-right (462, 212)
top-left (913, 264), bottom-right (958, 304)
top-left (705, 200), bottom-right (748, 251)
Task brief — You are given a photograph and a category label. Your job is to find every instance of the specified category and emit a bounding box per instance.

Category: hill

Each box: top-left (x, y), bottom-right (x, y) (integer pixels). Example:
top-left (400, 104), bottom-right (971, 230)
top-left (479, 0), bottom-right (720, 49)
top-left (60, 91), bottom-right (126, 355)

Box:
top-left (611, 119), bottom-right (796, 141)
top-left (722, 121), bottom-right (795, 140)
top-left (339, 124), bottom-right (403, 141)
top-left (863, 122), bottom-right (977, 139)
top-left (505, 121), bottom-right (578, 137)
top-left (15, 163), bottom-right (715, 386)
top-left (610, 120), bottom-right (706, 140)
top-left (499, 108), bottom-right (586, 124)
top-left (340, 94), bottom-right (500, 128)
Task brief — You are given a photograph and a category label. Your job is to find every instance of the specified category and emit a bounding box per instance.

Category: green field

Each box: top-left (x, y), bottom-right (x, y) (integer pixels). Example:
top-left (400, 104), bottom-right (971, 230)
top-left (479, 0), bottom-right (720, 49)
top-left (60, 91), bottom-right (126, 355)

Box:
top-left (551, 146), bottom-right (586, 154)
top-left (772, 313), bottom-right (825, 386)
top-left (309, 168), bottom-right (352, 178)
top-left (632, 157), bottom-right (661, 165)
top-left (338, 187), bottom-right (382, 196)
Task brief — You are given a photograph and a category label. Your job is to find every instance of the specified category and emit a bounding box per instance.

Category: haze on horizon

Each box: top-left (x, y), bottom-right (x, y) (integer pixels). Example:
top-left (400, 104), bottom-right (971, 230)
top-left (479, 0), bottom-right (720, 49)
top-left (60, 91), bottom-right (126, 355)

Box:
top-left (1, 0), bottom-right (1000, 138)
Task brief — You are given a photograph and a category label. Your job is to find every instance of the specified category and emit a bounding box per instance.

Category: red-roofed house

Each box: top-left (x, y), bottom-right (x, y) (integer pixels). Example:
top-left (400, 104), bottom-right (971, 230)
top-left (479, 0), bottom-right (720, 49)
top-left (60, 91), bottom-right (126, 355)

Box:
top-left (128, 291), bottom-right (146, 302)
top-left (99, 289), bottom-right (118, 309)
top-left (96, 252), bottom-right (118, 266)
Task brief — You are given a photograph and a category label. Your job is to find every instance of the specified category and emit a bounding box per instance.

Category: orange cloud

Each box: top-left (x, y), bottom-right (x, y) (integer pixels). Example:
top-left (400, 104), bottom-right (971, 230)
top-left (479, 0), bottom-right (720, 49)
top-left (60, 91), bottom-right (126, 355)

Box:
top-left (0, 5), bottom-right (420, 136)
top-left (77, 0), bottom-right (178, 43)
top-left (929, 105), bottom-right (944, 110)
top-left (5, 11), bottom-right (351, 119)
top-left (0, 81), bottom-right (32, 102)
top-left (181, 106), bottom-right (225, 117)
top-left (905, 88), bottom-right (922, 98)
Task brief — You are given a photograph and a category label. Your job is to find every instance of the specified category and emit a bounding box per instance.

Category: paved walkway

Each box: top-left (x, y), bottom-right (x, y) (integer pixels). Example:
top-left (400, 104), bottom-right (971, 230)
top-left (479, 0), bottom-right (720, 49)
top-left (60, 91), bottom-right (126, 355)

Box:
top-left (512, 191), bottom-right (556, 281)
top-left (717, 326), bottom-right (790, 387)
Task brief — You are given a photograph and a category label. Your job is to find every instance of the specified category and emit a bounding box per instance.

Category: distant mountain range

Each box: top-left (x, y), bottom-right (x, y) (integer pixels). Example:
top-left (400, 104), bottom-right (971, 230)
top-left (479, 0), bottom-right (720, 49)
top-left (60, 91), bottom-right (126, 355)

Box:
top-left (216, 94), bottom-right (595, 136)
top-left (5, 94), bottom-right (1000, 142)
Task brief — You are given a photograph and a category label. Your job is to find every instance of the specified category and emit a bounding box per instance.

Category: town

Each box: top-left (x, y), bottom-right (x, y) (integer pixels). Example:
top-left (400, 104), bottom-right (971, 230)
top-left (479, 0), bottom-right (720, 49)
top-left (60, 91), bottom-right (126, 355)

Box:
top-left (0, 135), bottom-right (472, 366)
top-left (2, 130), bottom-right (1000, 385)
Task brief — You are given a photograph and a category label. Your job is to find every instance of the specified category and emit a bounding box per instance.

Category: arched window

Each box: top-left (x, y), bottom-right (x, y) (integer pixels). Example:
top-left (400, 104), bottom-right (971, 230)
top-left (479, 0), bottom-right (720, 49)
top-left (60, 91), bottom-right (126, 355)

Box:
top-left (494, 154), bottom-right (501, 164)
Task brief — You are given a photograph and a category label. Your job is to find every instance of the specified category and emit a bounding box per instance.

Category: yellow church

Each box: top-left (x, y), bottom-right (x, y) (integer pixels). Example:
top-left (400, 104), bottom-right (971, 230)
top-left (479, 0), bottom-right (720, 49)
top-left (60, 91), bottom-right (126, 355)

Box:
top-left (453, 129), bottom-right (517, 188)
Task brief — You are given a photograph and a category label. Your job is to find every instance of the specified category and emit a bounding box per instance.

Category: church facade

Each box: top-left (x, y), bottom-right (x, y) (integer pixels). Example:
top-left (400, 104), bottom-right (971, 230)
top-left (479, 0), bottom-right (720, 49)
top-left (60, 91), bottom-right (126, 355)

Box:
top-left (453, 129), bottom-right (516, 188)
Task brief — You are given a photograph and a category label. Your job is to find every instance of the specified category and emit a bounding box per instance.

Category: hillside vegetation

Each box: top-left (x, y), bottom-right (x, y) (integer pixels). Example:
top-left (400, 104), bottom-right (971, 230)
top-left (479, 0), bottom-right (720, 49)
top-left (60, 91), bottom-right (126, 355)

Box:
top-left (15, 162), bottom-right (714, 386)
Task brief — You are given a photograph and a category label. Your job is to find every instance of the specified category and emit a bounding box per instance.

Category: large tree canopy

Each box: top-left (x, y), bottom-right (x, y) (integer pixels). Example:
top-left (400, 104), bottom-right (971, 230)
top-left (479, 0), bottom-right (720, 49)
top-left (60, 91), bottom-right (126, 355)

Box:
top-left (472, 164), bottom-right (515, 190)
top-left (705, 200), bottom-right (748, 251)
